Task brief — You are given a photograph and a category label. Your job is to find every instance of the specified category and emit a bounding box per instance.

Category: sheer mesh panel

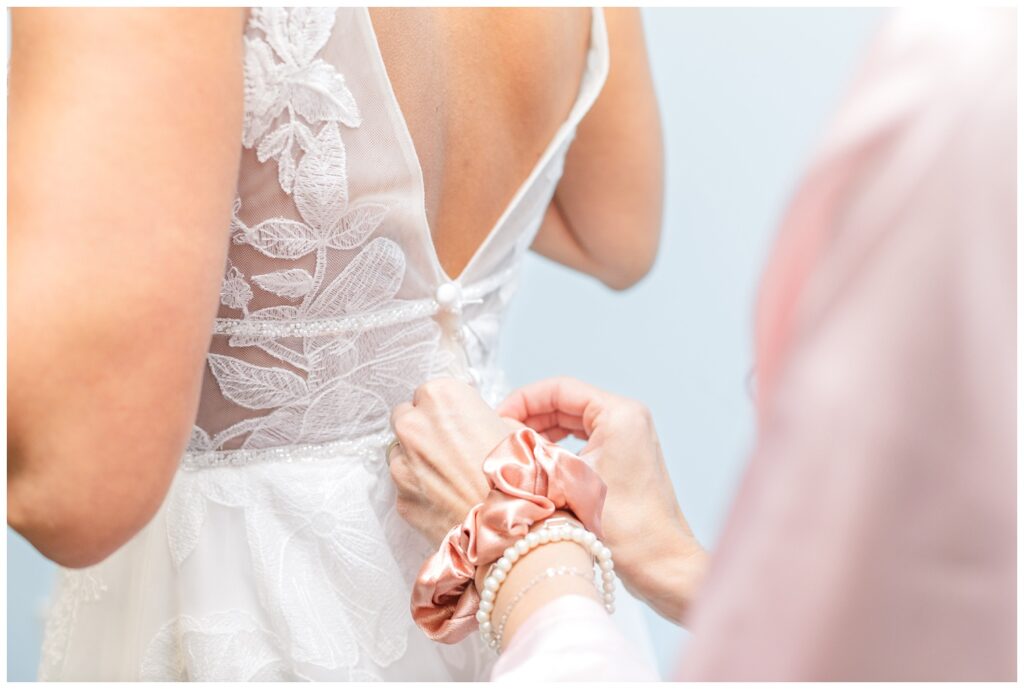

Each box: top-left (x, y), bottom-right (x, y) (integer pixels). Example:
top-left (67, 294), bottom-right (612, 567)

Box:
top-left (188, 7), bottom-right (609, 457)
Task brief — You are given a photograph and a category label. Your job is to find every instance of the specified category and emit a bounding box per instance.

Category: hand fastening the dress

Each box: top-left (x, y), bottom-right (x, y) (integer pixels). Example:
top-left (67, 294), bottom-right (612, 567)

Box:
top-left (390, 377), bottom-right (710, 636)
top-left (407, 426), bottom-right (609, 644)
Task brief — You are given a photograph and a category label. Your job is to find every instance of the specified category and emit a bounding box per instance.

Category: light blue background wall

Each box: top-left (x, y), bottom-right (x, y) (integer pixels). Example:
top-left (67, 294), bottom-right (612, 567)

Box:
top-left (6, 8), bottom-right (884, 680)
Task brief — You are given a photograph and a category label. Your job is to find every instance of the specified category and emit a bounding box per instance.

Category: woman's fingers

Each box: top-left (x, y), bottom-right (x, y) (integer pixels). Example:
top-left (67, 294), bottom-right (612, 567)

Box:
top-left (390, 401), bottom-right (414, 425)
top-left (389, 401), bottom-right (415, 446)
top-left (498, 376), bottom-right (609, 425)
top-left (537, 427), bottom-right (580, 443)
top-left (517, 411), bottom-right (589, 439)
top-left (500, 416), bottom-right (529, 432)
top-left (522, 411), bottom-right (587, 431)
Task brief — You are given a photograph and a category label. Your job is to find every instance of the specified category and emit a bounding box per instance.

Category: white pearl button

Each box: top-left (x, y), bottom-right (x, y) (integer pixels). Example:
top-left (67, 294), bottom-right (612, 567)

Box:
top-left (435, 281), bottom-right (463, 311)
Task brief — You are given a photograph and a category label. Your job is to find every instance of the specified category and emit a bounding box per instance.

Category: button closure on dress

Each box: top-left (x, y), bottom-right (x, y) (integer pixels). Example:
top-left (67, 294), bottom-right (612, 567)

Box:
top-left (435, 281), bottom-right (464, 314)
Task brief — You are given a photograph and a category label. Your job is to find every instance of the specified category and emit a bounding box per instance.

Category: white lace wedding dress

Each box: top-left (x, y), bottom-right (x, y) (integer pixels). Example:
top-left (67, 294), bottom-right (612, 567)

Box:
top-left (37, 7), bottom-right (656, 681)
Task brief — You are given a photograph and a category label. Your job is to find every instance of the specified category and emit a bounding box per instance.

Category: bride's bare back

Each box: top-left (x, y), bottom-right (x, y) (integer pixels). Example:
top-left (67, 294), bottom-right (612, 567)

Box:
top-left (371, 8), bottom-right (662, 282)
top-left (371, 8), bottom-right (590, 277)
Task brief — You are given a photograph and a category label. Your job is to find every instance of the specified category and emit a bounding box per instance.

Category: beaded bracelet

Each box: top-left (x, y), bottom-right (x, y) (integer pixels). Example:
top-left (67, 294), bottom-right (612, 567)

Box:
top-left (411, 428), bottom-right (609, 644)
top-left (476, 516), bottom-right (617, 651)
top-left (492, 565), bottom-right (596, 650)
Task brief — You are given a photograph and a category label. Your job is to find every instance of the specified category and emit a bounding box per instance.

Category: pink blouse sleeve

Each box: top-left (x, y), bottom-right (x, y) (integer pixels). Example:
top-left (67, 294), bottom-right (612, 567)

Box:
top-left (490, 595), bottom-right (659, 682)
top-left (678, 8), bottom-right (1015, 680)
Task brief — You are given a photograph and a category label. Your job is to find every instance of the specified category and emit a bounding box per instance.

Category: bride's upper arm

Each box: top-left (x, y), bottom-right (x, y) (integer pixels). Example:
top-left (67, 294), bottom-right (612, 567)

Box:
top-left (8, 8), bottom-right (245, 567)
top-left (533, 8), bottom-right (664, 290)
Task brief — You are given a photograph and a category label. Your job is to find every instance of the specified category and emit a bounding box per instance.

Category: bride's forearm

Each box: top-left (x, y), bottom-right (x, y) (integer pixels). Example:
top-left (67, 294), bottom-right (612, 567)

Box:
top-left (529, 202), bottom-right (606, 282)
top-left (530, 197), bottom-right (656, 291)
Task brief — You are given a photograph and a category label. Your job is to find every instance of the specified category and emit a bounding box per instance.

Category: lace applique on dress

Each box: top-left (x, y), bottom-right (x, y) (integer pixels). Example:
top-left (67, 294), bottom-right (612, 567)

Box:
top-left (140, 610), bottom-right (299, 681)
top-left (165, 458), bottom-right (410, 669)
top-left (243, 7), bottom-right (361, 192)
top-left (37, 568), bottom-right (107, 681)
top-left (141, 608), bottom-right (388, 681)
top-left (192, 7), bottom-right (448, 453)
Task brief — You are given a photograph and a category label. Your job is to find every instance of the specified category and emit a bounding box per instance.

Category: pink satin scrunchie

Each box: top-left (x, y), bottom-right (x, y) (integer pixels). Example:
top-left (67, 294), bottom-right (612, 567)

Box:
top-left (410, 427), bottom-right (608, 644)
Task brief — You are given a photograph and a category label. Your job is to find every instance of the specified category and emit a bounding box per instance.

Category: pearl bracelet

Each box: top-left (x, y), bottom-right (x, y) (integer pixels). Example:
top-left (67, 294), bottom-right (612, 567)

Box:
top-left (492, 565), bottom-right (596, 651)
top-left (476, 516), bottom-right (617, 651)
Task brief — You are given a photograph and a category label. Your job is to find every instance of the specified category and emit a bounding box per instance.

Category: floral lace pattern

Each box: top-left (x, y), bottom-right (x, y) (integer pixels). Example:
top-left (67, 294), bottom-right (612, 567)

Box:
top-left (140, 610), bottom-right (296, 681)
top-left (37, 568), bottom-right (107, 681)
top-left (243, 7), bottom-right (361, 192)
top-left (165, 461), bottom-right (411, 671)
top-left (192, 7), bottom-right (447, 453)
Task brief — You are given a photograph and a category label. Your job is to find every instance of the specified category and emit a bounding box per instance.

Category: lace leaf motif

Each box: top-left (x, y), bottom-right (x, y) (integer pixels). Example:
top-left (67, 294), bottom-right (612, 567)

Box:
top-left (252, 269), bottom-right (314, 299)
top-left (251, 8), bottom-right (334, 78)
top-left (208, 354), bottom-right (307, 410)
top-left (140, 609), bottom-right (296, 681)
top-left (292, 61), bottom-right (361, 127)
top-left (294, 123), bottom-right (348, 232)
top-left (235, 218), bottom-right (320, 260)
top-left (232, 125), bottom-right (385, 264)
top-left (306, 237), bottom-right (404, 319)
top-left (234, 202), bottom-right (388, 262)
top-left (243, 8), bottom-right (360, 191)
top-left (330, 203), bottom-right (389, 250)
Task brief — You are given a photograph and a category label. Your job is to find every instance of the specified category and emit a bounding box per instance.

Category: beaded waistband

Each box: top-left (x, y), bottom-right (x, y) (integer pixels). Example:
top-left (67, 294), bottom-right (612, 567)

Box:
top-left (180, 430), bottom-right (393, 472)
top-left (211, 266), bottom-right (518, 338)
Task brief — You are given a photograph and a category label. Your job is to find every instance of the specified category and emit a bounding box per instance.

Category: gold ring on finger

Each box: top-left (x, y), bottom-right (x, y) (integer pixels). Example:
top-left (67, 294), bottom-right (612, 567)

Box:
top-left (385, 438), bottom-right (401, 466)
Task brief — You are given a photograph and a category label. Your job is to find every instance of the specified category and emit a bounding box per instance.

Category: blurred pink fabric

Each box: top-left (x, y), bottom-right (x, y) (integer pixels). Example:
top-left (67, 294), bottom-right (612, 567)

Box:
top-left (491, 595), bottom-right (659, 682)
top-left (492, 8), bottom-right (1016, 681)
